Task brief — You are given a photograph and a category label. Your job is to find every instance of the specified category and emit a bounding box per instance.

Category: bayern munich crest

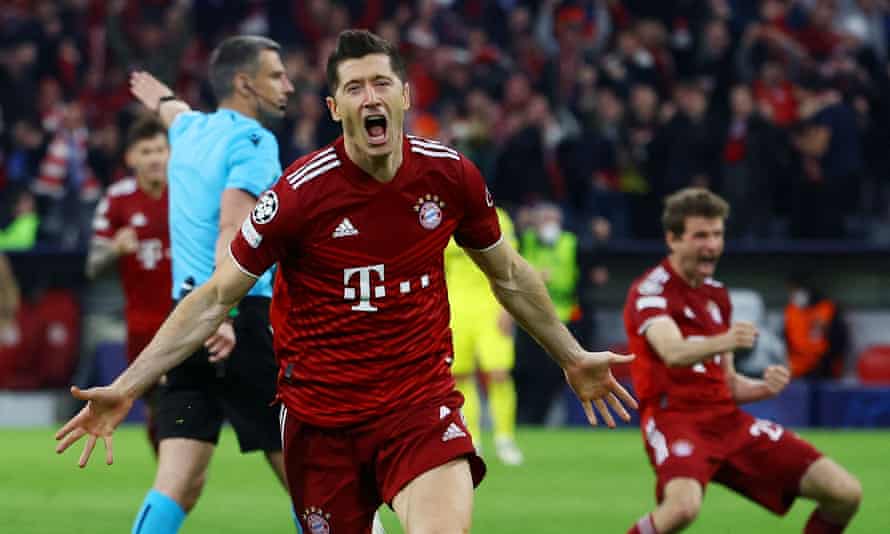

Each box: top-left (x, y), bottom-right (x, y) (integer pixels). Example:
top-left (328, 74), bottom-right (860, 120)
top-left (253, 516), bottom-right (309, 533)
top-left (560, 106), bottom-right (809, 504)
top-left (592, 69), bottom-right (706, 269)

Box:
top-left (414, 194), bottom-right (445, 230)
top-left (252, 190), bottom-right (278, 225)
top-left (302, 506), bottom-right (331, 534)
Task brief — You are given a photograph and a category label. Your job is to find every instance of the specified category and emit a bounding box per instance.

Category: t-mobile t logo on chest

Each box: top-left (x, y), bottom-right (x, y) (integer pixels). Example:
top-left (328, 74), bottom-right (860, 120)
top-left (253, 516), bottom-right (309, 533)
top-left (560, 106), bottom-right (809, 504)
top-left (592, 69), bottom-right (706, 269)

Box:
top-left (343, 264), bottom-right (431, 312)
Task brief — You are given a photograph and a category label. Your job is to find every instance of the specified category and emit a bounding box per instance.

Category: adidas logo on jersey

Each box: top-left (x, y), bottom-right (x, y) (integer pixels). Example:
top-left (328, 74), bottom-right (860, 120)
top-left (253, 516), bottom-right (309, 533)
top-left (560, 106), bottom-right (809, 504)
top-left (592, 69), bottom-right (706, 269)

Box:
top-left (442, 422), bottom-right (466, 442)
top-left (332, 218), bottom-right (359, 238)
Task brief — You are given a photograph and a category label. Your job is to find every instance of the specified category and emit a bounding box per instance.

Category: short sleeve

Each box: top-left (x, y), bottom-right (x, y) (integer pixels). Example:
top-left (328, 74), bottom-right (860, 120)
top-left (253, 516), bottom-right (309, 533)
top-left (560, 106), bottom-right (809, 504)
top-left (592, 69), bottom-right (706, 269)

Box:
top-left (168, 111), bottom-right (199, 143)
top-left (229, 181), bottom-right (298, 278)
top-left (626, 285), bottom-right (672, 336)
top-left (453, 157), bottom-right (501, 250)
top-left (225, 129), bottom-right (281, 198)
top-left (92, 194), bottom-right (119, 241)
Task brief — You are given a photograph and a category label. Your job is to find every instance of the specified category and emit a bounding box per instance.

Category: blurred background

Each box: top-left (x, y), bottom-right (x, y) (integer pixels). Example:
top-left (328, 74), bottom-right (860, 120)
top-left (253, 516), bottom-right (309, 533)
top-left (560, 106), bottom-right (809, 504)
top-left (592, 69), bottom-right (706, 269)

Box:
top-left (1, 0), bottom-right (889, 431)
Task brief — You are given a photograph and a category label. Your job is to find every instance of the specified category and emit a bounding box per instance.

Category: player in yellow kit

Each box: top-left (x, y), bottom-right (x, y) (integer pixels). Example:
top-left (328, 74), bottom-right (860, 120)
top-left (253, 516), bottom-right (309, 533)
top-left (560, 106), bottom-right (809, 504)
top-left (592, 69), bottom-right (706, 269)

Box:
top-left (445, 207), bottom-right (523, 465)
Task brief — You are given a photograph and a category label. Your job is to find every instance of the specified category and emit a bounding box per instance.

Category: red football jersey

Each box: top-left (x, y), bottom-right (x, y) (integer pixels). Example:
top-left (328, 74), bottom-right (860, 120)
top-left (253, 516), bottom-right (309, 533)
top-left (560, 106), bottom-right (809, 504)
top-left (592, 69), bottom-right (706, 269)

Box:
top-left (230, 135), bottom-right (501, 427)
top-left (93, 178), bottom-right (172, 333)
top-left (623, 259), bottom-right (734, 417)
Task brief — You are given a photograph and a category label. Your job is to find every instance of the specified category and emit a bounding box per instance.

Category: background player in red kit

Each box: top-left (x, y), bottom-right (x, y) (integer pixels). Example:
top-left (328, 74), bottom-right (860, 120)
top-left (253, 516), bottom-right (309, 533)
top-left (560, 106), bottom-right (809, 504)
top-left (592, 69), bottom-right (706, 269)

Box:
top-left (55, 30), bottom-right (637, 533)
top-left (85, 116), bottom-right (205, 451)
top-left (623, 188), bottom-right (862, 534)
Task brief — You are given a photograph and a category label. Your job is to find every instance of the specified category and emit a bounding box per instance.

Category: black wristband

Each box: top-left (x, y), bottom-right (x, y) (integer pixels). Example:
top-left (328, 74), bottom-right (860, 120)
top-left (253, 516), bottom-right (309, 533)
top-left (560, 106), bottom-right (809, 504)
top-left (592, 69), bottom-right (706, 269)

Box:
top-left (158, 94), bottom-right (178, 106)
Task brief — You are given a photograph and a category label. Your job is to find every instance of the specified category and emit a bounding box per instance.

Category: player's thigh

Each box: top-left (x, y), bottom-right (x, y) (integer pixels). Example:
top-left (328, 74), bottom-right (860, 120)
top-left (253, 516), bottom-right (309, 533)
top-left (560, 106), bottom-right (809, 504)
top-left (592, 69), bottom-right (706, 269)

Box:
top-left (715, 417), bottom-right (822, 514)
top-left (281, 408), bottom-right (379, 533)
top-left (641, 415), bottom-right (719, 503)
top-left (450, 316), bottom-right (480, 377)
top-left (392, 458), bottom-right (474, 534)
top-left (153, 438), bottom-right (215, 504)
top-left (477, 322), bottom-right (514, 374)
top-left (799, 457), bottom-right (862, 504)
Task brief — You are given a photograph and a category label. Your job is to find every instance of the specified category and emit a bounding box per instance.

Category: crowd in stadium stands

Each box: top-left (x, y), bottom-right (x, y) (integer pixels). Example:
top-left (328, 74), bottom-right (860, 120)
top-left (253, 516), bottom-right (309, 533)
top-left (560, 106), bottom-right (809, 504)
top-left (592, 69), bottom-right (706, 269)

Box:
top-left (2, 0), bottom-right (890, 251)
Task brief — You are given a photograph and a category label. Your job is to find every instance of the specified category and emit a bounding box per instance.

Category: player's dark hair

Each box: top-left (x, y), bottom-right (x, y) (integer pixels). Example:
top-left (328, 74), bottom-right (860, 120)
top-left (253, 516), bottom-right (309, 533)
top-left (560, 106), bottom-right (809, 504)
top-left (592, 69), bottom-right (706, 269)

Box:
top-left (209, 35), bottom-right (281, 100)
top-left (662, 187), bottom-right (730, 235)
top-left (125, 115), bottom-right (167, 150)
top-left (326, 29), bottom-right (406, 93)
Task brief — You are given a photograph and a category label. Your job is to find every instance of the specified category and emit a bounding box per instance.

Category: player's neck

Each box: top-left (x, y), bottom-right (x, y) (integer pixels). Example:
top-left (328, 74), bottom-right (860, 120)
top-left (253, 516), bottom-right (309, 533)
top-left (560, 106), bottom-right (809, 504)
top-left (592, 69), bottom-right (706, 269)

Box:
top-left (138, 178), bottom-right (165, 199)
top-left (667, 254), bottom-right (703, 287)
top-left (344, 134), bottom-right (404, 183)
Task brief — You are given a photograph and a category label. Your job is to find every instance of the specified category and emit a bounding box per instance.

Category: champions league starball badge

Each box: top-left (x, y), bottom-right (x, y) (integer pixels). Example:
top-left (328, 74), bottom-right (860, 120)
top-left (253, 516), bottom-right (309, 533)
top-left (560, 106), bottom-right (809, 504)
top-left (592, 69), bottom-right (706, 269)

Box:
top-left (414, 194), bottom-right (445, 230)
top-left (302, 507), bottom-right (331, 534)
top-left (252, 190), bottom-right (278, 225)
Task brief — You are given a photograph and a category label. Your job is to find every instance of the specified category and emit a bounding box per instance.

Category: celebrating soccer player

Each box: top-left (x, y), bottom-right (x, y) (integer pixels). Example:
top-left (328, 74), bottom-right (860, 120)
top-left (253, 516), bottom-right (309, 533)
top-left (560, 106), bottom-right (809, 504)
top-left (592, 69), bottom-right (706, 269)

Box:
top-left (624, 188), bottom-right (861, 534)
top-left (86, 116), bottom-right (172, 452)
top-left (55, 30), bottom-right (636, 534)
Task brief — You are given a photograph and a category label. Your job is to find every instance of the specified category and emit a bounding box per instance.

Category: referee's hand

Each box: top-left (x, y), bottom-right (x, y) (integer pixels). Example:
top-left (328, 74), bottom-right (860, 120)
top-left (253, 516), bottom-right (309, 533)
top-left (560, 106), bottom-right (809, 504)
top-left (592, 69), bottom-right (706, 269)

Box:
top-left (206, 320), bottom-right (236, 363)
top-left (55, 386), bottom-right (132, 468)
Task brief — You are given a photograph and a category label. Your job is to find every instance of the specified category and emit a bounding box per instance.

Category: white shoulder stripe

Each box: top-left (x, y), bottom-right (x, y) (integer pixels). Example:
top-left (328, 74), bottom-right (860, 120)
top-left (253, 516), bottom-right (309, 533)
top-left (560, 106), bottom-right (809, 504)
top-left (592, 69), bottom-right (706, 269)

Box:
top-left (286, 152), bottom-right (339, 185)
top-left (410, 146), bottom-right (460, 161)
top-left (409, 138), bottom-right (458, 155)
top-left (291, 160), bottom-right (341, 190)
top-left (636, 296), bottom-right (667, 311)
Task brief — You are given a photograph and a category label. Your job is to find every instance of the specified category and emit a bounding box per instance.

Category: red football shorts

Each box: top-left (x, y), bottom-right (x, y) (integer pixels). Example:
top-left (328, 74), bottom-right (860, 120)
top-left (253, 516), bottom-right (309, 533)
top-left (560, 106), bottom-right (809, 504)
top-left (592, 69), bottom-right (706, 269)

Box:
top-left (281, 390), bottom-right (486, 533)
top-left (126, 327), bottom-right (159, 364)
top-left (641, 407), bottom-right (822, 514)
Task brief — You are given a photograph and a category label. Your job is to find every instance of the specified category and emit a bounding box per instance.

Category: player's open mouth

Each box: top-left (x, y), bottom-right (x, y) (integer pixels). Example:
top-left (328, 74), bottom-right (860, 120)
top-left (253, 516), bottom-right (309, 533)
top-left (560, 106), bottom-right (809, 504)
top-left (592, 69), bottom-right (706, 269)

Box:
top-left (364, 114), bottom-right (388, 146)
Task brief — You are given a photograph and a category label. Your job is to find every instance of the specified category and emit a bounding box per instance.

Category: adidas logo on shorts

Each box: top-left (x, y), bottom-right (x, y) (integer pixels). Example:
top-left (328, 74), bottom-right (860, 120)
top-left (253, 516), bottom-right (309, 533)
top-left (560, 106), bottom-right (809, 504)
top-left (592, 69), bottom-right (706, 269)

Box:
top-left (442, 422), bottom-right (466, 442)
top-left (332, 217), bottom-right (359, 238)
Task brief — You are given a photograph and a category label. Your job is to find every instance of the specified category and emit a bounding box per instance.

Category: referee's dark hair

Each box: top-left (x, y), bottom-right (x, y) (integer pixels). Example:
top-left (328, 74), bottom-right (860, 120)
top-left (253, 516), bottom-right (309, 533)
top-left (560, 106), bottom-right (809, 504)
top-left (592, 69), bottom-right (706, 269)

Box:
top-left (208, 35), bottom-right (281, 100)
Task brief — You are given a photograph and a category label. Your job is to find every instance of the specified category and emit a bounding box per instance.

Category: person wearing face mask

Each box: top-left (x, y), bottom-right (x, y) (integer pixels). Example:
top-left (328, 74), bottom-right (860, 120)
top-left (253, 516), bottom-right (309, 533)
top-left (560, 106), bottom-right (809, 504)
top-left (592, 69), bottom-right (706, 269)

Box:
top-left (784, 274), bottom-right (849, 380)
top-left (514, 202), bottom-right (580, 424)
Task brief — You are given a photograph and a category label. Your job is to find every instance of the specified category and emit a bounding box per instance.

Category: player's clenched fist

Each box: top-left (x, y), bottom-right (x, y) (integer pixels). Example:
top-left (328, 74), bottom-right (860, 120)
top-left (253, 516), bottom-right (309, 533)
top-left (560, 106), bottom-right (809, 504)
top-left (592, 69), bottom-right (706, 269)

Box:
top-left (725, 321), bottom-right (758, 350)
top-left (763, 365), bottom-right (790, 395)
top-left (112, 227), bottom-right (139, 255)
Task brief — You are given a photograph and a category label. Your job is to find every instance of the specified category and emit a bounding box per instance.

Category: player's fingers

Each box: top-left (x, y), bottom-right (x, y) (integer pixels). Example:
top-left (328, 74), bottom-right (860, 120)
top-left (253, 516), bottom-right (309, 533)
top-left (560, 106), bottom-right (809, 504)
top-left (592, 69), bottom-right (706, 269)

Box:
top-left (594, 398), bottom-right (615, 428)
top-left (79, 435), bottom-right (97, 468)
top-left (55, 412), bottom-right (83, 440)
top-left (104, 436), bottom-right (114, 465)
top-left (609, 352), bottom-right (635, 364)
top-left (611, 379), bottom-right (639, 410)
top-left (582, 400), bottom-right (598, 427)
top-left (606, 392), bottom-right (631, 421)
top-left (56, 427), bottom-right (85, 453)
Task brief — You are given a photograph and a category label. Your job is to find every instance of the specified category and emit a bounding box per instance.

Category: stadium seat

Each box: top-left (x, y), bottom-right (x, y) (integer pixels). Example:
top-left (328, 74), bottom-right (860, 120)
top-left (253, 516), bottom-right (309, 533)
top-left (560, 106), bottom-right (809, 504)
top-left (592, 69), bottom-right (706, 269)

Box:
top-left (857, 345), bottom-right (890, 385)
top-left (33, 289), bottom-right (80, 388)
top-left (0, 301), bottom-right (43, 389)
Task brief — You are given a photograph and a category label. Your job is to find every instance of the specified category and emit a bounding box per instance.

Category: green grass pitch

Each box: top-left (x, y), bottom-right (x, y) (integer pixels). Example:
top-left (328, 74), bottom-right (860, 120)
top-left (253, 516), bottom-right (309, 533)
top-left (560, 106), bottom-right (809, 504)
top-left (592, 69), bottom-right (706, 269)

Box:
top-left (2, 427), bottom-right (887, 533)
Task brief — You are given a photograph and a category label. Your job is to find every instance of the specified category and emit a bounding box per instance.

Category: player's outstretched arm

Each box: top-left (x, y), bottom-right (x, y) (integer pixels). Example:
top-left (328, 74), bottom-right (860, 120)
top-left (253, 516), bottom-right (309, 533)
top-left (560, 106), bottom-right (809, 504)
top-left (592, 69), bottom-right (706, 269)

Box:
top-left (645, 318), bottom-right (757, 368)
top-left (129, 71), bottom-right (190, 128)
top-left (466, 241), bottom-right (637, 427)
top-left (54, 257), bottom-right (255, 466)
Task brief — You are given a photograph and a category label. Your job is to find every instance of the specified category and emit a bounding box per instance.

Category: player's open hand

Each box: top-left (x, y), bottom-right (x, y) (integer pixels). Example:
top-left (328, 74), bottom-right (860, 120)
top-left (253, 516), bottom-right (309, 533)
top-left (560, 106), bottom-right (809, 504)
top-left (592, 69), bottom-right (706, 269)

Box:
top-left (763, 365), bottom-right (790, 395)
top-left (130, 71), bottom-right (173, 111)
top-left (564, 351), bottom-right (638, 428)
top-left (55, 386), bottom-right (133, 467)
top-left (205, 320), bottom-right (236, 363)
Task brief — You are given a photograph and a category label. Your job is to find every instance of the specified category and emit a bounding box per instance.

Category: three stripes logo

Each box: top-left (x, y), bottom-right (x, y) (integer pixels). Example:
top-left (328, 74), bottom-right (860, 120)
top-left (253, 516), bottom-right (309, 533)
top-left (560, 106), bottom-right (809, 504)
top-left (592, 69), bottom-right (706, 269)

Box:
top-left (286, 147), bottom-right (340, 190)
top-left (332, 218), bottom-right (359, 238)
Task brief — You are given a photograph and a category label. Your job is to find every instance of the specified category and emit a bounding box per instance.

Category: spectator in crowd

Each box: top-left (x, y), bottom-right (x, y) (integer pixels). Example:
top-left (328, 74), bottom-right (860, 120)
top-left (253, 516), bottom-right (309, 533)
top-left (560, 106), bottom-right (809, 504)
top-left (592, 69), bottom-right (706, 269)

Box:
top-left (515, 203), bottom-right (580, 424)
top-left (0, 254), bottom-right (19, 331)
top-left (0, 189), bottom-right (39, 251)
top-left (784, 274), bottom-right (850, 379)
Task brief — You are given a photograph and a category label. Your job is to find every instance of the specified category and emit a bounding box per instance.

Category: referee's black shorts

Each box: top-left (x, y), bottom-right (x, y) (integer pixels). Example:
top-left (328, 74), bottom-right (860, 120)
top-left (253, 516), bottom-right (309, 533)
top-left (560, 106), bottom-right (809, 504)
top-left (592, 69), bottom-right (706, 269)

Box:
top-left (155, 296), bottom-right (281, 453)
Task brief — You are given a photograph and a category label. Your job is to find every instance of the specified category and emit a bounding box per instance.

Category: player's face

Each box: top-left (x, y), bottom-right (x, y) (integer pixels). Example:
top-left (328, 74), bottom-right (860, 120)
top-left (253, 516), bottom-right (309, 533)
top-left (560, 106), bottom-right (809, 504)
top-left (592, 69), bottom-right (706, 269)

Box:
top-left (668, 216), bottom-right (724, 282)
top-left (246, 50), bottom-right (294, 120)
top-left (126, 133), bottom-right (169, 189)
top-left (326, 53), bottom-right (410, 158)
